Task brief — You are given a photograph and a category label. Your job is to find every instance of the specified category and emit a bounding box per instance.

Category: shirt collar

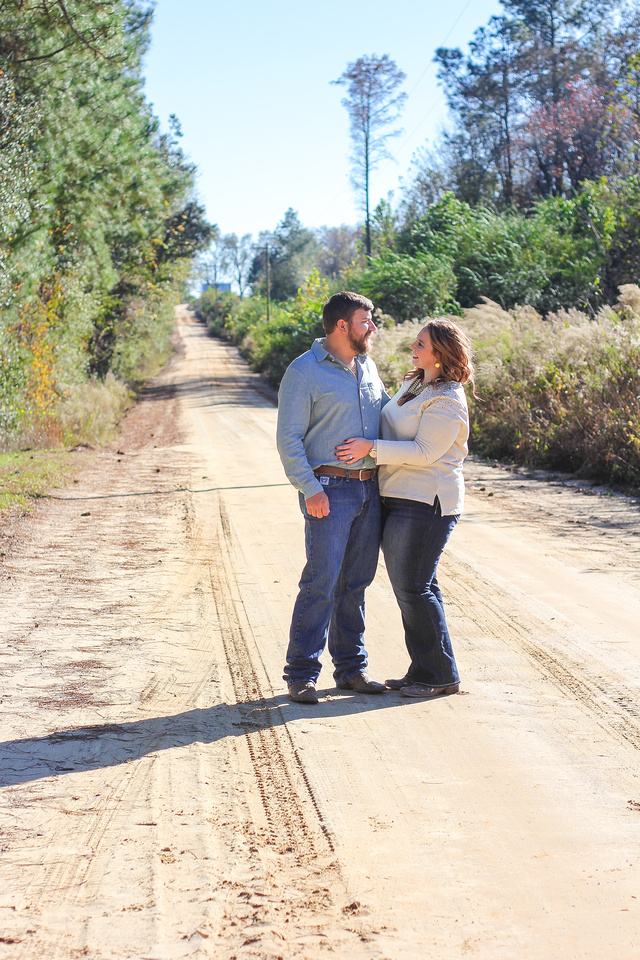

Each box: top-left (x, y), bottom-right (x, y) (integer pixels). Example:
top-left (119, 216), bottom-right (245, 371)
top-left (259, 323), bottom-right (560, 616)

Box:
top-left (311, 338), bottom-right (329, 361)
top-left (311, 338), bottom-right (367, 366)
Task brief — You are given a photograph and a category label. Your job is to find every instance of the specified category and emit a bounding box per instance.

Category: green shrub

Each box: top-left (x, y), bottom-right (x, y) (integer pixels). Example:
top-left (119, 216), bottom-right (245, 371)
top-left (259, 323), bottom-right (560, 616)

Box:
top-left (195, 288), bottom-right (238, 337)
top-left (603, 176), bottom-right (640, 303)
top-left (353, 250), bottom-right (458, 322)
top-left (0, 316), bottom-right (29, 449)
top-left (226, 297), bottom-right (275, 348)
top-left (244, 272), bottom-right (329, 384)
top-left (400, 190), bottom-right (610, 314)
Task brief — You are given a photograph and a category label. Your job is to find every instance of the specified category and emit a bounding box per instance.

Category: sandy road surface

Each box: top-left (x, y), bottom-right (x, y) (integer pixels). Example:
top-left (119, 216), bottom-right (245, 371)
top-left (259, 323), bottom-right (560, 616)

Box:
top-left (2, 309), bottom-right (640, 959)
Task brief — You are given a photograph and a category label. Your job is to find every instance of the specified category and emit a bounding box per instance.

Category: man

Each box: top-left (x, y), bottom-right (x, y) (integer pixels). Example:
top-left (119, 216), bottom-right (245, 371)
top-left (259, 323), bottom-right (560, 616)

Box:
top-left (276, 291), bottom-right (390, 704)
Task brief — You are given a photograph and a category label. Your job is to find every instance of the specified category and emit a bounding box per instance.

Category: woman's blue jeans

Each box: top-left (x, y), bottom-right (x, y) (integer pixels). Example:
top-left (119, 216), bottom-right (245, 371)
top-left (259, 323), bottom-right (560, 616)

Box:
top-left (382, 495), bottom-right (460, 687)
top-left (284, 475), bottom-right (381, 687)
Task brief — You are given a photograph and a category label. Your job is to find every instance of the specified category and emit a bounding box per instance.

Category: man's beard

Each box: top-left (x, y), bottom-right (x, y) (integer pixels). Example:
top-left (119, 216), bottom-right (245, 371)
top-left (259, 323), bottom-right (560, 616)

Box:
top-left (347, 327), bottom-right (372, 354)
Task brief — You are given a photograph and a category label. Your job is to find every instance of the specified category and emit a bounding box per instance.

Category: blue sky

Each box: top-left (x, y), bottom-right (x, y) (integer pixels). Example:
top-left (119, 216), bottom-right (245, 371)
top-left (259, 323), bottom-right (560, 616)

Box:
top-left (143, 0), bottom-right (503, 238)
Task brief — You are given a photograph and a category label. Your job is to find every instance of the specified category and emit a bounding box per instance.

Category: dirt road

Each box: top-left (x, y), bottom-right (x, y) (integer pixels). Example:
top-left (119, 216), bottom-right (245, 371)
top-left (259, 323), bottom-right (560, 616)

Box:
top-left (2, 309), bottom-right (640, 959)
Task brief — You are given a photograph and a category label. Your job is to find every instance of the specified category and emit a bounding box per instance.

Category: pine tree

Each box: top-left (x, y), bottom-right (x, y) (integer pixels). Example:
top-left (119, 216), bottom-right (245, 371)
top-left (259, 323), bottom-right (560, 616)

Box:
top-left (333, 55), bottom-right (406, 256)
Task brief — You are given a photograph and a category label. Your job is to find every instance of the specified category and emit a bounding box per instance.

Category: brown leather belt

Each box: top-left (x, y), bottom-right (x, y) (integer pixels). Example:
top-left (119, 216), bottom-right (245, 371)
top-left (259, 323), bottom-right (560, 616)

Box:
top-left (314, 465), bottom-right (377, 481)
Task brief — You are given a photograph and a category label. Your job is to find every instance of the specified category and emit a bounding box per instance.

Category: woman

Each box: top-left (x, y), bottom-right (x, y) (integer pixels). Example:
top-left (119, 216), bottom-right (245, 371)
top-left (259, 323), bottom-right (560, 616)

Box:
top-left (335, 318), bottom-right (473, 698)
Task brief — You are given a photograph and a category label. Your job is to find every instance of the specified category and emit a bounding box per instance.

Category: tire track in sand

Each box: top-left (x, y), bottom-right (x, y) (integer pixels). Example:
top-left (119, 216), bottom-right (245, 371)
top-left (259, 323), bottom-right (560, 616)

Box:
top-left (442, 551), bottom-right (640, 752)
top-left (208, 494), bottom-right (335, 860)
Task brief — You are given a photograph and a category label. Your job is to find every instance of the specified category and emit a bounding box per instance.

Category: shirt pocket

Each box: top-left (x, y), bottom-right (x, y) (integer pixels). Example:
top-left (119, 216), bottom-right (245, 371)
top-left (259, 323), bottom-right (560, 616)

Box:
top-left (360, 380), bottom-right (382, 411)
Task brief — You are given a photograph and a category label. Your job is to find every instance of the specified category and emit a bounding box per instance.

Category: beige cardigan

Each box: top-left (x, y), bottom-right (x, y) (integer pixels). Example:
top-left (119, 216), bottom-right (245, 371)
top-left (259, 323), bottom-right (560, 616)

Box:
top-left (375, 379), bottom-right (469, 516)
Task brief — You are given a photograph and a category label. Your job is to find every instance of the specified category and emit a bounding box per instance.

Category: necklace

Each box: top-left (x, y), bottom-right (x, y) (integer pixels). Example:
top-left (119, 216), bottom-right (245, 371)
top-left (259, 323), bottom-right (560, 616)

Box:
top-left (397, 376), bottom-right (430, 406)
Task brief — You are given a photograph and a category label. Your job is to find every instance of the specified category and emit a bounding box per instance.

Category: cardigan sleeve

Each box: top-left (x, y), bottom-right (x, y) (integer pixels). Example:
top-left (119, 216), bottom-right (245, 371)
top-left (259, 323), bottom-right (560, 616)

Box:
top-left (375, 397), bottom-right (465, 467)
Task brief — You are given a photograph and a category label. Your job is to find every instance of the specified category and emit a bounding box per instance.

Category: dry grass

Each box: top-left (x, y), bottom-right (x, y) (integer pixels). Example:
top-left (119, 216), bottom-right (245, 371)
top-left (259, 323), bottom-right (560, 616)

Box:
top-left (370, 286), bottom-right (640, 488)
top-left (465, 288), bottom-right (640, 486)
top-left (0, 375), bottom-right (130, 518)
top-left (57, 373), bottom-right (131, 446)
top-left (370, 319), bottom-right (426, 392)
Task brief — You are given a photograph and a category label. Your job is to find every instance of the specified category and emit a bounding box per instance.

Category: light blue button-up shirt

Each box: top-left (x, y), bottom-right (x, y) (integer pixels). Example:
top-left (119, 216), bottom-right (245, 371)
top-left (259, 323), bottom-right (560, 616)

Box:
top-left (276, 338), bottom-right (390, 500)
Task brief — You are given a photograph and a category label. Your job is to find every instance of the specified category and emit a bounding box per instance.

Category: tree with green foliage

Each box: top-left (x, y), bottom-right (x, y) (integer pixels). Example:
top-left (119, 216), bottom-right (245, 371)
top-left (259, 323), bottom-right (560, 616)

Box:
top-left (315, 225), bottom-right (360, 279)
top-left (354, 250), bottom-right (457, 322)
top-left (0, 0), bottom-right (212, 446)
top-left (193, 230), bottom-right (227, 292)
top-left (435, 16), bottom-right (524, 206)
top-left (249, 209), bottom-right (320, 302)
top-left (433, 0), bottom-right (624, 207)
top-left (607, 7), bottom-right (640, 179)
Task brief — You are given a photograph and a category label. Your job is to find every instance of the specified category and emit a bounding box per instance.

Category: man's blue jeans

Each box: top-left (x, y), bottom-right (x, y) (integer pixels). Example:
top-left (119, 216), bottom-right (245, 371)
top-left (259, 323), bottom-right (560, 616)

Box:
top-left (381, 495), bottom-right (460, 687)
top-left (284, 475), bottom-right (381, 687)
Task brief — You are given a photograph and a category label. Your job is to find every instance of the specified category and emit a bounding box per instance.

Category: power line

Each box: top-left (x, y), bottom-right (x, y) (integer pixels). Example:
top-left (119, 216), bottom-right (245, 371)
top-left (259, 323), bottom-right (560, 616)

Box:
top-left (381, 0), bottom-right (475, 171)
top-left (312, 176), bottom-right (353, 224)
top-left (396, 94), bottom-right (445, 157)
top-left (405, 0), bottom-right (474, 99)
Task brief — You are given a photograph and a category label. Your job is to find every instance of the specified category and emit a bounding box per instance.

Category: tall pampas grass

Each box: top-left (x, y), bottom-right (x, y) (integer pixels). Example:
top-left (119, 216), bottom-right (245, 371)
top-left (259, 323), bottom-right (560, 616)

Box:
top-left (370, 286), bottom-right (640, 488)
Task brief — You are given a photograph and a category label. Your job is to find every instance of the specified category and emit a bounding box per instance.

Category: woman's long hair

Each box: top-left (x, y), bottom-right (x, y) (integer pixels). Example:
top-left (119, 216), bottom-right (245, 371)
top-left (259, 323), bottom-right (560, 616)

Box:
top-left (399, 318), bottom-right (476, 404)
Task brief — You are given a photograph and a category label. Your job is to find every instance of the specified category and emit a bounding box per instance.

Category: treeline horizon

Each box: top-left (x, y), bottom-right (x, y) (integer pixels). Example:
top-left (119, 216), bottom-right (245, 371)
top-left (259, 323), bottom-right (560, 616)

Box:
top-left (199, 0), bottom-right (640, 316)
top-left (2, 0), bottom-right (639, 491)
top-left (193, 0), bottom-right (640, 490)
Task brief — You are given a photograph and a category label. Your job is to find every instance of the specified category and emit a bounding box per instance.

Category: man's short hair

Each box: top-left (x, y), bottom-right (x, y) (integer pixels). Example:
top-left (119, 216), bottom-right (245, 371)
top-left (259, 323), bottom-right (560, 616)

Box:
top-left (322, 292), bottom-right (374, 334)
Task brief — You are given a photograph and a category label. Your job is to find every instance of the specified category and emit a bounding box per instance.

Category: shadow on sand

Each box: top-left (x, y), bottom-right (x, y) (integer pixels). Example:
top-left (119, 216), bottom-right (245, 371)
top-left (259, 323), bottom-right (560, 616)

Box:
top-left (0, 689), bottom-right (425, 789)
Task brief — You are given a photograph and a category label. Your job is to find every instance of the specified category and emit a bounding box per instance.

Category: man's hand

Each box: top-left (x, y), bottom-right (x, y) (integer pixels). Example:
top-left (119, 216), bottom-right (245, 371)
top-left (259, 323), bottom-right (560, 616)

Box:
top-left (305, 491), bottom-right (330, 518)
